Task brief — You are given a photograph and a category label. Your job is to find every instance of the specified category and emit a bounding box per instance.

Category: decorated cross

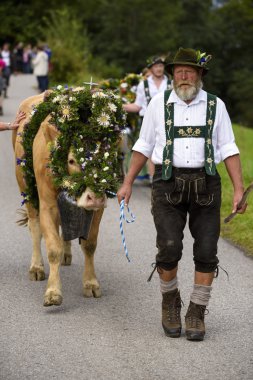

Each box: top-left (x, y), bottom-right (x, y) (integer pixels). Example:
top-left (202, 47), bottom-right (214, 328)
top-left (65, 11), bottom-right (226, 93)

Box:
top-left (83, 77), bottom-right (99, 89)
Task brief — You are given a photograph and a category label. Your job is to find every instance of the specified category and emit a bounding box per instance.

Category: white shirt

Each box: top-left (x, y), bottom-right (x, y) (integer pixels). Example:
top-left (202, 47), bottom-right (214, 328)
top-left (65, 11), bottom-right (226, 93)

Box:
top-left (1, 50), bottom-right (11, 67)
top-left (133, 89), bottom-right (239, 168)
top-left (32, 51), bottom-right (49, 76)
top-left (135, 75), bottom-right (170, 116)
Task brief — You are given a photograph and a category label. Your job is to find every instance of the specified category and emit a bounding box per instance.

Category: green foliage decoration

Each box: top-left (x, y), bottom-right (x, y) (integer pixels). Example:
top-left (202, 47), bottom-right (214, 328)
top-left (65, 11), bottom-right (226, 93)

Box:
top-left (17, 86), bottom-right (127, 210)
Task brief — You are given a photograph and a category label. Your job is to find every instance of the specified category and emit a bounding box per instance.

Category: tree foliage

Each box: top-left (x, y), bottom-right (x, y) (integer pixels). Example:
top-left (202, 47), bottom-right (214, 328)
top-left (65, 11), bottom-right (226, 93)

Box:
top-left (0, 0), bottom-right (252, 126)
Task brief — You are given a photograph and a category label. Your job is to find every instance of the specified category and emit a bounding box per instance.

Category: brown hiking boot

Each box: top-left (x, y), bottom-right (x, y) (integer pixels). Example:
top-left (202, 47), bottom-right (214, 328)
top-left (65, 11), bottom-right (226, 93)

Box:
top-left (185, 301), bottom-right (207, 341)
top-left (162, 289), bottom-right (182, 338)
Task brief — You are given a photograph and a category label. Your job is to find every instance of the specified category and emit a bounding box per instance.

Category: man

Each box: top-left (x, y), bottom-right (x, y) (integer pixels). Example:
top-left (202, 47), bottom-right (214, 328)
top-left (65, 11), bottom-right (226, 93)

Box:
top-left (124, 56), bottom-right (171, 180)
top-left (117, 47), bottom-right (246, 341)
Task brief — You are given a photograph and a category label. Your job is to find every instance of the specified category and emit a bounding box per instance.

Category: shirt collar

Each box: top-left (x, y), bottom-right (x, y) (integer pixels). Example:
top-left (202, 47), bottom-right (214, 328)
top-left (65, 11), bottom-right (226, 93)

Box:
top-left (168, 88), bottom-right (207, 105)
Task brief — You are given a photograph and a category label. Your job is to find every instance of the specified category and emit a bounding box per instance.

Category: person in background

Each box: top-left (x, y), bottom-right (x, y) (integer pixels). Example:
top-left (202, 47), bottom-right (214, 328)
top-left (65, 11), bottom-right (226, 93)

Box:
top-left (0, 111), bottom-right (26, 131)
top-left (1, 43), bottom-right (12, 98)
top-left (117, 47), bottom-right (247, 341)
top-left (123, 55), bottom-right (171, 182)
top-left (32, 45), bottom-right (49, 92)
top-left (0, 57), bottom-right (6, 116)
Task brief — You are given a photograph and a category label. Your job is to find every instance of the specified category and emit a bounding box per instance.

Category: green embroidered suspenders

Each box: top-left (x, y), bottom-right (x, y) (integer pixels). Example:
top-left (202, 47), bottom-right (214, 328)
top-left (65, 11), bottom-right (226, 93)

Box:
top-left (162, 90), bottom-right (217, 180)
top-left (144, 79), bottom-right (171, 105)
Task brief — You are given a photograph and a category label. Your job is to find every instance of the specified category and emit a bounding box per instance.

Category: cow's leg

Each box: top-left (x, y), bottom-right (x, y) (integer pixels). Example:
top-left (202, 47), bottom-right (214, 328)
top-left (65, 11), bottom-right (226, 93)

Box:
top-left (81, 209), bottom-right (104, 298)
top-left (27, 208), bottom-right (45, 281)
top-left (61, 239), bottom-right (72, 266)
top-left (40, 204), bottom-right (63, 306)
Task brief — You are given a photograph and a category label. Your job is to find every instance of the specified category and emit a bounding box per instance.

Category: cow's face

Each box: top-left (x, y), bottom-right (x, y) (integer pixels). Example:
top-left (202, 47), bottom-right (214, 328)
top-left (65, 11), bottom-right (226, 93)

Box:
top-left (67, 151), bottom-right (107, 210)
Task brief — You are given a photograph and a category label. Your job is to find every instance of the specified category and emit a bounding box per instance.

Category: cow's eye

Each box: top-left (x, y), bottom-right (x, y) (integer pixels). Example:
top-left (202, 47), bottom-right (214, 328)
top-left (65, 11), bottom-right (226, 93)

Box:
top-left (68, 159), bottom-right (75, 165)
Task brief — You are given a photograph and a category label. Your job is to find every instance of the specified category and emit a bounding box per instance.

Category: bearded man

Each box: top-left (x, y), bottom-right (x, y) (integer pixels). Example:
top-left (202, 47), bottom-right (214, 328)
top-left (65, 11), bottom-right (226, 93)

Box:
top-left (117, 48), bottom-right (246, 341)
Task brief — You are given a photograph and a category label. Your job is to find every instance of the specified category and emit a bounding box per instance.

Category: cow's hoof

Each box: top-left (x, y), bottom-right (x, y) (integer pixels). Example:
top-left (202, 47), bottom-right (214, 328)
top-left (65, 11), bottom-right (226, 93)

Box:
top-left (83, 281), bottom-right (101, 298)
top-left (29, 267), bottom-right (45, 281)
top-left (43, 291), bottom-right (63, 306)
top-left (61, 253), bottom-right (72, 266)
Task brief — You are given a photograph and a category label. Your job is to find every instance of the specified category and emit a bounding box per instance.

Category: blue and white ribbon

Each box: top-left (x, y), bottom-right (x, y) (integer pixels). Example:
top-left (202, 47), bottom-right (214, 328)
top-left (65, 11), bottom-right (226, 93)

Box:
top-left (119, 199), bottom-right (136, 262)
top-left (105, 190), bottom-right (136, 262)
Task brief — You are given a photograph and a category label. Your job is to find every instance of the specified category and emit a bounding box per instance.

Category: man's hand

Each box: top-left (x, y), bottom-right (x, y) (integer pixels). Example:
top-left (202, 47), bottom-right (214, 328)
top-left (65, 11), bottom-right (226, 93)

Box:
top-left (232, 189), bottom-right (247, 214)
top-left (117, 182), bottom-right (132, 205)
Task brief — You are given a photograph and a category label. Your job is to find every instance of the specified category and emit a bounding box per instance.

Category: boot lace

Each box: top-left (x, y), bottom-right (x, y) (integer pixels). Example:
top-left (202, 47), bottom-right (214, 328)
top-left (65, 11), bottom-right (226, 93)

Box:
top-left (166, 298), bottom-right (183, 323)
top-left (186, 304), bottom-right (208, 329)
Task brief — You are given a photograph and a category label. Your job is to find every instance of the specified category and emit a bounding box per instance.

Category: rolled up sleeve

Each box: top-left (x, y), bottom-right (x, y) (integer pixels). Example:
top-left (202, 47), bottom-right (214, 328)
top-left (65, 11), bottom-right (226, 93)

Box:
top-left (132, 98), bottom-right (156, 158)
top-left (216, 98), bottom-right (240, 161)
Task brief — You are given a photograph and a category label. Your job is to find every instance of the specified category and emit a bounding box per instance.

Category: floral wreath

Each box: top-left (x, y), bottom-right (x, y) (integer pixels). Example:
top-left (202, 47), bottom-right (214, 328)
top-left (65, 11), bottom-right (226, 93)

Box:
top-left (17, 85), bottom-right (127, 210)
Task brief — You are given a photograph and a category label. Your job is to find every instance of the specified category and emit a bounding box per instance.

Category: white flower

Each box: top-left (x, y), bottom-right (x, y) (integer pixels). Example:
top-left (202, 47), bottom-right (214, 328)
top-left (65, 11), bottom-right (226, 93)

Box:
top-left (101, 179), bottom-right (107, 183)
top-left (52, 96), bottom-right (60, 103)
top-left (113, 173), bottom-right (117, 178)
top-left (79, 135), bottom-right (83, 139)
top-left (92, 91), bottom-right (106, 98)
top-left (104, 152), bottom-right (109, 159)
top-left (120, 82), bottom-right (128, 89)
top-left (97, 113), bottom-right (110, 127)
top-left (103, 166), bottom-right (109, 171)
top-left (57, 85), bottom-right (63, 90)
top-left (108, 103), bottom-right (117, 112)
top-left (94, 173), bottom-right (98, 178)
top-left (79, 147), bottom-right (84, 152)
top-left (80, 158), bottom-right (84, 163)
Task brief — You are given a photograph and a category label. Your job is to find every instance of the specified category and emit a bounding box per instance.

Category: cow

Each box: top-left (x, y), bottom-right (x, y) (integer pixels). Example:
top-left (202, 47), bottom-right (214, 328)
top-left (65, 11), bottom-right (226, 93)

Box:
top-left (13, 88), bottom-right (124, 306)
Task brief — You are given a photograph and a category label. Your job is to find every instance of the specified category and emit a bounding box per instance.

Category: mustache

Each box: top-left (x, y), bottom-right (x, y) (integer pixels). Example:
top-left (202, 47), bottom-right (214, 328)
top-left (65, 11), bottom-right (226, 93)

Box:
top-left (176, 81), bottom-right (195, 87)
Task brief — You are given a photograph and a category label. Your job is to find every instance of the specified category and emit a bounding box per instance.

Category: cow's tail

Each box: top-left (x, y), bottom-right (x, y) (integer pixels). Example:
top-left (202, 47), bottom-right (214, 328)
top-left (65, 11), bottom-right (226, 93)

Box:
top-left (16, 208), bottom-right (28, 227)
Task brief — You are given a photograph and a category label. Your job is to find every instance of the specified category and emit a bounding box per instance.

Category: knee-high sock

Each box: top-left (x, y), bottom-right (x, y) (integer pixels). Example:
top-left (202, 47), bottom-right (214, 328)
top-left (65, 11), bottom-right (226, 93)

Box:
top-left (190, 284), bottom-right (212, 306)
top-left (160, 276), bottom-right (178, 294)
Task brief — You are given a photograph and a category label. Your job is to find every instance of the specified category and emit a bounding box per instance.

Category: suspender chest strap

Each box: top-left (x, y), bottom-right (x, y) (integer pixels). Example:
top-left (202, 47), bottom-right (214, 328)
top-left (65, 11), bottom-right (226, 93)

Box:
top-left (144, 79), bottom-right (172, 105)
top-left (162, 91), bottom-right (217, 180)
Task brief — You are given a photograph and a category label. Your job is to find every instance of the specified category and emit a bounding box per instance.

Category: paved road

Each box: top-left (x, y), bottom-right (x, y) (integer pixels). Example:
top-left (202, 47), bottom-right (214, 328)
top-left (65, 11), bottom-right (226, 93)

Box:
top-left (0, 75), bottom-right (252, 380)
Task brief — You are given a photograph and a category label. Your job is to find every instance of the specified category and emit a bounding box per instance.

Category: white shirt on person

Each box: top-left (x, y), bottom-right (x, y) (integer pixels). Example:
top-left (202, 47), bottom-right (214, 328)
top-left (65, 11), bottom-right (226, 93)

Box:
top-left (133, 88), bottom-right (239, 168)
top-left (32, 51), bottom-right (49, 76)
top-left (135, 75), bottom-right (170, 117)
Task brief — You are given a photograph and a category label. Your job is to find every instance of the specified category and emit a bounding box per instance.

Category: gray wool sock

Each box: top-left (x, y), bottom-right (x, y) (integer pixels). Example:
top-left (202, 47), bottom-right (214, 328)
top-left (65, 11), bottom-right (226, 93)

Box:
top-left (160, 276), bottom-right (178, 294)
top-left (190, 284), bottom-right (212, 306)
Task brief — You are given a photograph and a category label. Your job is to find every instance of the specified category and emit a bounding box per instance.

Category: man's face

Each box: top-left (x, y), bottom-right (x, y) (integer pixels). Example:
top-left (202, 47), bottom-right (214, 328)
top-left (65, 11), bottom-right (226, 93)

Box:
top-left (173, 65), bottom-right (202, 102)
top-left (150, 63), bottom-right (165, 78)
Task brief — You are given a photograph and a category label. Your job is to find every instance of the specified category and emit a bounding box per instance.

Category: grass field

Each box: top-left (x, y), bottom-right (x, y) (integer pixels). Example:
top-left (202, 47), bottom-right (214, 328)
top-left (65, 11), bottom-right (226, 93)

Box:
top-left (218, 124), bottom-right (253, 257)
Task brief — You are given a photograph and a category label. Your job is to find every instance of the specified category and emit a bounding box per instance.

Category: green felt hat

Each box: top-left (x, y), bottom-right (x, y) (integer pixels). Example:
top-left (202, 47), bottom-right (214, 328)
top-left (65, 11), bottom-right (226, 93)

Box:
top-left (146, 55), bottom-right (166, 68)
top-left (166, 47), bottom-right (212, 76)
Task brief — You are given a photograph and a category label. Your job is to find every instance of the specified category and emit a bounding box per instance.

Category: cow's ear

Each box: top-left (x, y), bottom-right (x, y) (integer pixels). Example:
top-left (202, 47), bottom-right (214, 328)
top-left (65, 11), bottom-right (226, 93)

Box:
top-left (41, 115), bottom-right (60, 143)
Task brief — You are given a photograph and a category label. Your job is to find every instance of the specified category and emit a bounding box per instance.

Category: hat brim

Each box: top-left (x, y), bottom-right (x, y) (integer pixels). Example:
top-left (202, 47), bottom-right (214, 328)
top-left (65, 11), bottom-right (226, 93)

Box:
top-left (165, 62), bottom-right (209, 76)
top-left (147, 60), bottom-right (166, 69)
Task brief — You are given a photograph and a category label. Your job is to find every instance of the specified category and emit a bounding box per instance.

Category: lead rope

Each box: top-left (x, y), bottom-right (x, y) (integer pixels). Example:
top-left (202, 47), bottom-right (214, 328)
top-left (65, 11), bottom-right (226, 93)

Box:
top-left (106, 191), bottom-right (136, 262)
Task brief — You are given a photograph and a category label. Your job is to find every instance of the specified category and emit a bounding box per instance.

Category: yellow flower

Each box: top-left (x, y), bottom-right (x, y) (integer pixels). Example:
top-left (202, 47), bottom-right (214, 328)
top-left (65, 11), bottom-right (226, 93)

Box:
top-left (178, 129), bottom-right (184, 135)
top-left (164, 159), bottom-right (171, 165)
top-left (195, 129), bottom-right (201, 135)
top-left (63, 179), bottom-right (72, 188)
top-left (62, 107), bottom-right (71, 119)
top-left (187, 127), bottom-right (193, 134)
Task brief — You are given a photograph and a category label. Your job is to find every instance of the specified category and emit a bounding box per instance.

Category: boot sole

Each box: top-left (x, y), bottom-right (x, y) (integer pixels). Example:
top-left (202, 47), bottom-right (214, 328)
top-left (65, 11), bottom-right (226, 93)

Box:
top-left (163, 325), bottom-right (181, 338)
top-left (185, 331), bottom-right (205, 341)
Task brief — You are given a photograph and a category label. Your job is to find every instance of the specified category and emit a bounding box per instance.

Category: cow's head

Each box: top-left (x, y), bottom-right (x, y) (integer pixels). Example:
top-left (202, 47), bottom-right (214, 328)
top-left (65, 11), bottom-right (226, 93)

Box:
top-left (42, 118), bottom-right (107, 211)
top-left (67, 151), bottom-right (107, 210)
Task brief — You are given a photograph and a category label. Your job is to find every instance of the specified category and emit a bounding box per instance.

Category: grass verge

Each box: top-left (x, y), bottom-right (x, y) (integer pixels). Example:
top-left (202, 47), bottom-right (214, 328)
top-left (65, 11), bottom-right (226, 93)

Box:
top-left (218, 124), bottom-right (253, 257)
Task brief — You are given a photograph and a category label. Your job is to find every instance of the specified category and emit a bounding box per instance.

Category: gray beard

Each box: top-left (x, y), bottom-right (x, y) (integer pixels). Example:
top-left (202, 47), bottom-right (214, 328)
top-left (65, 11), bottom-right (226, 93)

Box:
top-left (174, 80), bottom-right (203, 101)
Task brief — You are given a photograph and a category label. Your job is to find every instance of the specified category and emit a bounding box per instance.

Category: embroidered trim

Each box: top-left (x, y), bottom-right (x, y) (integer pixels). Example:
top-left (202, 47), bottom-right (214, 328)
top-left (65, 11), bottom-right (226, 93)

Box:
top-left (162, 91), bottom-right (217, 180)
